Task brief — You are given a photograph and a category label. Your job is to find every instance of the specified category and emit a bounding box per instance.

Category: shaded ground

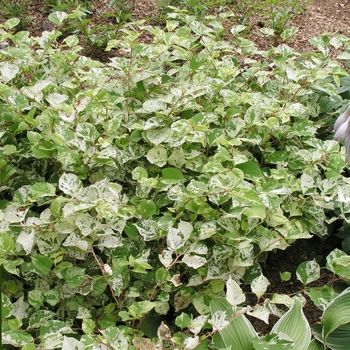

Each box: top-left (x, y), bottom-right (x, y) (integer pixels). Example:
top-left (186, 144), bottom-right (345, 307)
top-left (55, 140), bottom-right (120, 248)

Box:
top-left (1, 0), bottom-right (350, 338)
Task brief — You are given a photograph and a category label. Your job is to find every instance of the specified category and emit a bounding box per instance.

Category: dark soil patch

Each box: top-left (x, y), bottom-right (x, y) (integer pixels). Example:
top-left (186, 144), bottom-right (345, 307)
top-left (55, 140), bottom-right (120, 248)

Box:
top-left (247, 234), bottom-right (343, 335)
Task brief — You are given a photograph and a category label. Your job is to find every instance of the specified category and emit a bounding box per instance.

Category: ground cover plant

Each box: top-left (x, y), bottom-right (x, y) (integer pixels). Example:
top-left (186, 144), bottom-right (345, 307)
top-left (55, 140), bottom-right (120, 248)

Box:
top-left (1, 5), bottom-right (350, 350)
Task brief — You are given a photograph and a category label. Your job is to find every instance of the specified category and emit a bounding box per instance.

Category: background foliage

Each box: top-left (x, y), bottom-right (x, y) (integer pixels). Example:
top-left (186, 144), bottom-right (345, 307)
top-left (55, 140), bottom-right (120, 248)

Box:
top-left (1, 3), bottom-right (350, 349)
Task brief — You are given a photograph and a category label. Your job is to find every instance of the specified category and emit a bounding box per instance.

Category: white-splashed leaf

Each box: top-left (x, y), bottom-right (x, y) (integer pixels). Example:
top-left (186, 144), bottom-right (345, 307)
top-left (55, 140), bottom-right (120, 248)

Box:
top-left (143, 99), bottom-right (167, 112)
top-left (146, 146), bottom-right (168, 167)
top-left (296, 260), bottom-right (320, 285)
top-left (167, 227), bottom-right (186, 251)
top-left (182, 254), bottom-right (206, 269)
top-left (159, 249), bottom-right (173, 268)
top-left (16, 230), bottom-right (35, 254)
top-left (209, 310), bottom-right (229, 331)
top-left (184, 336), bottom-right (200, 349)
top-left (59, 173), bottom-right (83, 197)
top-left (189, 315), bottom-right (208, 335)
top-left (46, 93), bottom-right (68, 108)
top-left (62, 336), bottom-right (84, 350)
top-left (247, 305), bottom-right (270, 324)
top-left (63, 233), bottom-right (89, 251)
top-left (1, 63), bottom-right (19, 82)
top-left (251, 274), bottom-right (270, 299)
top-left (98, 234), bottom-right (123, 248)
top-left (4, 205), bottom-right (28, 223)
top-left (178, 220), bottom-right (193, 240)
top-left (146, 128), bottom-right (170, 145)
top-left (226, 275), bottom-right (245, 306)
top-left (301, 173), bottom-right (315, 194)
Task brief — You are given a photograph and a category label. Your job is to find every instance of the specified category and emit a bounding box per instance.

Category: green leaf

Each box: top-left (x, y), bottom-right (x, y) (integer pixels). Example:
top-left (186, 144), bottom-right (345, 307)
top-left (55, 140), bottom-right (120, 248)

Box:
top-left (280, 271), bottom-right (291, 282)
top-left (296, 260), bottom-right (320, 285)
top-left (30, 183), bottom-right (56, 199)
top-left (31, 255), bottom-right (54, 275)
top-left (321, 287), bottom-right (350, 339)
top-left (162, 167), bottom-right (185, 184)
top-left (244, 205), bottom-right (266, 220)
top-left (271, 299), bottom-right (311, 350)
top-left (175, 313), bottom-right (191, 329)
top-left (307, 338), bottom-right (324, 350)
top-left (128, 301), bottom-right (157, 319)
top-left (211, 297), bottom-right (257, 350)
top-left (0, 233), bottom-right (14, 256)
top-left (235, 161), bottom-right (262, 181)
top-left (136, 200), bottom-right (157, 218)
top-left (62, 266), bottom-right (86, 288)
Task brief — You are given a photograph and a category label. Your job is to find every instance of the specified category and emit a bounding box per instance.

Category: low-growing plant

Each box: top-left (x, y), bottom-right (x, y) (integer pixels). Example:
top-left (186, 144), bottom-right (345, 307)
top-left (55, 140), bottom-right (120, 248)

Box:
top-left (1, 9), bottom-right (350, 349)
top-left (262, 0), bottom-right (313, 37)
top-left (0, 0), bottom-right (31, 31)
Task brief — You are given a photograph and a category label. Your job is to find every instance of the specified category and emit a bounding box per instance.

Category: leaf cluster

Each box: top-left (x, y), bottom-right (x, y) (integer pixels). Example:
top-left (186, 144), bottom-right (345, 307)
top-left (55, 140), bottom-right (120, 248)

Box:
top-left (1, 10), bottom-right (350, 349)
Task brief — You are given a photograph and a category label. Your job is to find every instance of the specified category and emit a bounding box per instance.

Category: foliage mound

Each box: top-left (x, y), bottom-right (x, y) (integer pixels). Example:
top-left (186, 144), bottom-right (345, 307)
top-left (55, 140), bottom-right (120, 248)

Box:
top-left (2, 11), bottom-right (350, 349)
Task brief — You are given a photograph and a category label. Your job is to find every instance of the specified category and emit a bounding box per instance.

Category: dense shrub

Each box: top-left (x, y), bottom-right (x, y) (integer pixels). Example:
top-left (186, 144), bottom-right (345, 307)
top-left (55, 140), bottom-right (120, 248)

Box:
top-left (1, 12), bottom-right (350, 349)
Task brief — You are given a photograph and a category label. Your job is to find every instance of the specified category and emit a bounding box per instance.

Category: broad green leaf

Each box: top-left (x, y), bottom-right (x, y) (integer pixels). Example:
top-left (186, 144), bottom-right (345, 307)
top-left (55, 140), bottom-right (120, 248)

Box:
top-left (244, 205), bottom-right (266, 220)
top-left (271, 299), bottom-right (311, 350)
top-left (136, 200), bottom-right (157, 218)
top-left (280, 26), bottom-right (298, 41)
top-left (312, 323), bottom-right (350, 350)
top-left (321, 287), bottom-right (350, 339)
top-left (211, 297), bottom-right (257, 350)
top-left (2, 294), bottom-right (13, 318)
top-left (30, 183), bottom-right (56, 199)
top-left (175, 313), bottom-right (191, 329)
top-left (128, 301), bottom-right (157, 319)
top-left (296, 260), bottom-right (320, 285)
top-left (0, 233), bottom-right (14, 256)
top-left (31, 255), bottom-right (54, 275)
top-left (307, 339), bottom-right (324, 350)
top-left (235, 161), bottom-right (262, 181)
top-left (62, 266), bottom-right (86, 288)
top-left (161, 167), bottom-right (185, 183)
